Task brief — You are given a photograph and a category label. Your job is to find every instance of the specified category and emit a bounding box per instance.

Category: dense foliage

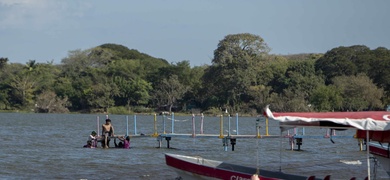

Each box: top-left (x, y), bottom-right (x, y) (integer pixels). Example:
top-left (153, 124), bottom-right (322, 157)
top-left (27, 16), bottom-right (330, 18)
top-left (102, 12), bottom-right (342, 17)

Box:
top-left (1, 34), bottom-right (389, 114)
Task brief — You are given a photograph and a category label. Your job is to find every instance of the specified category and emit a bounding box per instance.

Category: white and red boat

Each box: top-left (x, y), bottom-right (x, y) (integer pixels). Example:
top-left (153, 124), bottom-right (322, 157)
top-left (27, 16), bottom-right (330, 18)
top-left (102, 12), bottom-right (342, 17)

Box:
top-left (165, 153), bottom-right (322, 180)
top-left (165, 106), bottom-right (390, 179)
top-left (263, 106), bottom-right (390, 178)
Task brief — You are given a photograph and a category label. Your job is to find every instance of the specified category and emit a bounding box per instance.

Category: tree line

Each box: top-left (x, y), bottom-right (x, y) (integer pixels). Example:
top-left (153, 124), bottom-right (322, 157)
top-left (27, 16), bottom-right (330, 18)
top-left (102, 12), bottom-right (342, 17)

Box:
top-left (1, 33), bottom-right (389, 115)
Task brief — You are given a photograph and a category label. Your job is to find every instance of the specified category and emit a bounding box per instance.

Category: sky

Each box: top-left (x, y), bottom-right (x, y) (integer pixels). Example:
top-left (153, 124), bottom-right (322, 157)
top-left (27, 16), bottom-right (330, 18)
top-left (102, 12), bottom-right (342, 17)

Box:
top-left (1, 0), bottom-right (389, 67)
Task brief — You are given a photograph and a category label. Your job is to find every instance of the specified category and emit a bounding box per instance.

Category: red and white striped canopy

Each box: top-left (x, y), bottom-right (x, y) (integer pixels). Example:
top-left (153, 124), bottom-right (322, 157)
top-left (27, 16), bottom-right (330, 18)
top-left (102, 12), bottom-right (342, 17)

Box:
top-left (263, 106), bottom-right (390, 131)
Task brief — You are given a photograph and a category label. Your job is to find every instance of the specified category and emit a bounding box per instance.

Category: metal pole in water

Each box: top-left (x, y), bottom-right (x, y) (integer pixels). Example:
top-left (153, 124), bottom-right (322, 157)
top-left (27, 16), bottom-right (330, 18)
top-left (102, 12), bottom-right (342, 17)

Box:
top-left (134, 114), bottom-right (137, 135)
top-left (219, 115), bottom-right (224, 138)
top-left (200, 113), bottom-right (204, 134)
top-left (266, 117), bottom-right (269, 136)
top-left (152, 114), bottom-right (158, 137)
top-left (236, 113), bottom-right (239, 135)
top-left (126, 115), bottom-right (129, 136)
top-left (171, 112), bottom-right (174, 134)
top-left (192, 114), bottom-right (196, 137)
top-left (163, 114), bottom-right (166, 134)
top-left (97, 116), bottom-right (100, 136)
top-left (228, 114), bottom-right (231, 136)
top-left (256, 120), bottom-right (261, 138)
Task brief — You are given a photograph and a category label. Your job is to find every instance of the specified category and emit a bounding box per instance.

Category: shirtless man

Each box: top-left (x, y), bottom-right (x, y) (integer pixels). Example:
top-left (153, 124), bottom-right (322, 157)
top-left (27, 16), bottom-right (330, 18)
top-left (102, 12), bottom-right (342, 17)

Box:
top-left (102, 119), bottom-right (114, 148)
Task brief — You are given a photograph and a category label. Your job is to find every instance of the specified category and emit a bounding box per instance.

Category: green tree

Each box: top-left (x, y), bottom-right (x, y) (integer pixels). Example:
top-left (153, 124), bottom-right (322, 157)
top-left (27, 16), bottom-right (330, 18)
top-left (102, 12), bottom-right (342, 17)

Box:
top-left (315, 45), bottom-right (373, 84)
top-left (0, 57), bottom-right (8, 69)
top-left (113, 76), bottom-right (151, 108)
top-left (60, 48), bottom-right (115, 111)
top-left (203, 33), bottom-right (270, 113)
top-left (310, 85), bottom-right (342, 111)
top-left (332, 74), bottom-right (383, 111)
top-left (0, 58), bottom-right (10, 109)
top-left (369, 47), bottom-right (390, 104)
top-left (153, 75), bottom-right (188, 113)
top-left (35, 90), bottom-right (69, 113)
top-left (4, 61), bottom-right (55, 108)
top-left (268, 59), bottom-right (324, 112)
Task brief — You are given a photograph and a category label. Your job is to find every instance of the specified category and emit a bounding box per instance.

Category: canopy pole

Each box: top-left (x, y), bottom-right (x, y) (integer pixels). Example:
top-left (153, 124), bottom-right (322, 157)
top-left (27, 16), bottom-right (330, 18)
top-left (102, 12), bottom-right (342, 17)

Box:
top-left (366, 130), bottom-right (371, 180)
top-left (279, 129), bottom-right (282, 172)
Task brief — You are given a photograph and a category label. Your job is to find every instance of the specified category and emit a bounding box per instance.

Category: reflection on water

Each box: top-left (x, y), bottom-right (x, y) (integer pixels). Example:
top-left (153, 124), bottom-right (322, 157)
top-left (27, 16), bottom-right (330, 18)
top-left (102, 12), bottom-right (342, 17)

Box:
top-left (0, 113), bottom-right (388, 179)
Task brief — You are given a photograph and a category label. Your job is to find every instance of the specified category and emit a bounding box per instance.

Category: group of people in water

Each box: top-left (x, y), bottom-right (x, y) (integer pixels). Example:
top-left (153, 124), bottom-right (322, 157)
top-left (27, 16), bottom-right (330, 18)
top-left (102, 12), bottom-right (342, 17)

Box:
top-left (84, 118), bottom-right (130, 149)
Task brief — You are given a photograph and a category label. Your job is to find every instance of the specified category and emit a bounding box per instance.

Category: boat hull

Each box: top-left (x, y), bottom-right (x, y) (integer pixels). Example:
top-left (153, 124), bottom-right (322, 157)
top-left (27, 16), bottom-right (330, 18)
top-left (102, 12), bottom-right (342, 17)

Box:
top-left (165, 153), bottom-right (319, 180)
top-left (369, 143), bottom-right (390, 176)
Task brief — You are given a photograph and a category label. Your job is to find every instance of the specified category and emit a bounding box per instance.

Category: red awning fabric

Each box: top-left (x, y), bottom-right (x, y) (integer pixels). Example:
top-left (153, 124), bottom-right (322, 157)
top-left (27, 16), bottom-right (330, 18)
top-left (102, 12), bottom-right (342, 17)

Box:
top-left (264, 106), bottom-right (390, 131)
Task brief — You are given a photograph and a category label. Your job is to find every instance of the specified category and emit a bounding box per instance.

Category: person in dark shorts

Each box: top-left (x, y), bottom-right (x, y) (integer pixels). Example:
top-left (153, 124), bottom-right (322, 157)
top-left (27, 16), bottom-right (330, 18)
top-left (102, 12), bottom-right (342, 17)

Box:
top-left (101, 119), bottom-right (114, 148)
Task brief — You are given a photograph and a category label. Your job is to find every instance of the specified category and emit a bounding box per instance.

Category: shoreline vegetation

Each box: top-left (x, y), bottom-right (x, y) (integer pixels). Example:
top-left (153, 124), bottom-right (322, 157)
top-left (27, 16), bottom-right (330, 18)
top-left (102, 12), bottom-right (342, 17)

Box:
top-left (0, 104), bottom-right (258, 117)
top-left (1, 33), bottom-right (389, 115)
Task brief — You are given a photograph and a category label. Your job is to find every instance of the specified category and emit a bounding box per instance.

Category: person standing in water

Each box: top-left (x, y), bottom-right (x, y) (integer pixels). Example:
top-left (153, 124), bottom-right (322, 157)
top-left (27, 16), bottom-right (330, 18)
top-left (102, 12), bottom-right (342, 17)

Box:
top-left (102, 119), bottom-right (114, 148)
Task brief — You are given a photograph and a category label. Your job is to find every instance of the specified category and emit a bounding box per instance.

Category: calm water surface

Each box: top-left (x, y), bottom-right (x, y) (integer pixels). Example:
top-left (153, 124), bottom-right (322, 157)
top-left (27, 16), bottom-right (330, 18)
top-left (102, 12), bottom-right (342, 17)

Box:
top-left (0, 113), bottom-right (389, 180)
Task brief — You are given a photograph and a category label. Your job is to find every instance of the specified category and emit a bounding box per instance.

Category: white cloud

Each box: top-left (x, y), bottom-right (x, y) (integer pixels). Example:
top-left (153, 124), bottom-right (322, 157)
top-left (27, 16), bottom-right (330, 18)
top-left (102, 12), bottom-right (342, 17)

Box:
top-left (0, 0), bottom-right (90, 30)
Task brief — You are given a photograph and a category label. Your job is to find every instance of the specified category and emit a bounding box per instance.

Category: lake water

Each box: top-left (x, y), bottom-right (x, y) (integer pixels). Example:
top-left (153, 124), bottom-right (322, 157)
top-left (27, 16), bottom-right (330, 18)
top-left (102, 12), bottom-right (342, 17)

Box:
top-left (0, 113), bottom-right (389, 180)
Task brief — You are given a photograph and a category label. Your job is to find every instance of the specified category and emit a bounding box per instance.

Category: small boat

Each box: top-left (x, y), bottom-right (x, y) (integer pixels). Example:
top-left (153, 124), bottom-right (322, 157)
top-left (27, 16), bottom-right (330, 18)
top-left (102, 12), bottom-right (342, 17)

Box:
top-left (165, 153), bottom-right (322, 180)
